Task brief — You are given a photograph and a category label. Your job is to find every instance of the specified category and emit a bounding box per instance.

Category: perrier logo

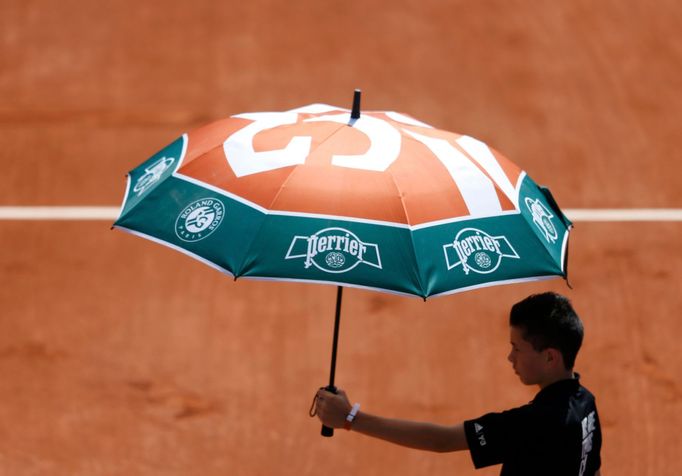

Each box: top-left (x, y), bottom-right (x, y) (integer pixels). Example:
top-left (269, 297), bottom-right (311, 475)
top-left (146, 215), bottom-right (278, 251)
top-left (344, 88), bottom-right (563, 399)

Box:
top-left (286, 227), bottom-right (382, 274)
top-left (443, 228), bottom-right (519, 275)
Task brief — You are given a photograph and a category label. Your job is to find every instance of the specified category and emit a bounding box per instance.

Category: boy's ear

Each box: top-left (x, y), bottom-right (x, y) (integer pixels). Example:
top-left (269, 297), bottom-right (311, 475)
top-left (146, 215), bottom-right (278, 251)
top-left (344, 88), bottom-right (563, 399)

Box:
top-left (545, 348), bottom-right (563, 367)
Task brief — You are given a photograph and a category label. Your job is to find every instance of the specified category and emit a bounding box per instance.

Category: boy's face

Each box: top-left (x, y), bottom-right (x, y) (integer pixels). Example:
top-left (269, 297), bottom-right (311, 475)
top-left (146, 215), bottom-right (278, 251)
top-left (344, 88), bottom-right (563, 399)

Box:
top-left (507, 325), bottom-right (548, 386)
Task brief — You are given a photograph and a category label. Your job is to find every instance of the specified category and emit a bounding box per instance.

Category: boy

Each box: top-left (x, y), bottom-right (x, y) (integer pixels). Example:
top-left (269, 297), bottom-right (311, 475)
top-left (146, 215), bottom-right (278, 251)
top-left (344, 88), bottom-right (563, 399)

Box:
top-left (314, 292), bottom-right (602, 475)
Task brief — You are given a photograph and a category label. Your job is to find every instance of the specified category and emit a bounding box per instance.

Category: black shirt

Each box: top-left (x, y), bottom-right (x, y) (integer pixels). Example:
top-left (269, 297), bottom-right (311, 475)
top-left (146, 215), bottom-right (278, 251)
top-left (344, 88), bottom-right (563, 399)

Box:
top-left (463, 375), bottom-right (601, 475)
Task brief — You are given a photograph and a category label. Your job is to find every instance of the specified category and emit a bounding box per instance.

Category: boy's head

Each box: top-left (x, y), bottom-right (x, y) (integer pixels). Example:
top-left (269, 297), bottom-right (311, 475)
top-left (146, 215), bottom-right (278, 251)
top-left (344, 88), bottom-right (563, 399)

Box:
top-left (509, 292), bottom-right (584, 372)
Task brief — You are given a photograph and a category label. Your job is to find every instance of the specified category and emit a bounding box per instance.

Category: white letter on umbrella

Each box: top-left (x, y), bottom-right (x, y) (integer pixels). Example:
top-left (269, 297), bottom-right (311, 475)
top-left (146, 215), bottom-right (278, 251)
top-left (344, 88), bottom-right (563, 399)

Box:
top-left (224, 112), bottom-right (312, 177)
top-left (305, 114), bottom-right (402, 172)
top-left (405, 130), bottom-right (503, 217)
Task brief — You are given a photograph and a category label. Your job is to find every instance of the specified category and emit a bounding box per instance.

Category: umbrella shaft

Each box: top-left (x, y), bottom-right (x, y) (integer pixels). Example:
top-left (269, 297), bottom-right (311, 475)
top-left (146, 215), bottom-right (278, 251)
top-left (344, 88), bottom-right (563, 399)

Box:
top-left (328, 286), bottom-right (343, 387)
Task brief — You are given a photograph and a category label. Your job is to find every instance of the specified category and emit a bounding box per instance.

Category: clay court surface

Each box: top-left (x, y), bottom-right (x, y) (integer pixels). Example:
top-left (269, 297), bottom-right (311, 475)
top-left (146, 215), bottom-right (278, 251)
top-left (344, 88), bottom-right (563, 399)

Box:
top-left (1, 1), bottom-right (681, 475)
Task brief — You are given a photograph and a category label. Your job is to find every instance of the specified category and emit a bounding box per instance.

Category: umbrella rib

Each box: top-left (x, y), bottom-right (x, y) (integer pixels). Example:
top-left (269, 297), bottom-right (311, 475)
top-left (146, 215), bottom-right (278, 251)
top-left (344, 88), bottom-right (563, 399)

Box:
top-left (386, 172), bottom-right (427, 297)
top-left (262, 121), bottom-right (350, 212)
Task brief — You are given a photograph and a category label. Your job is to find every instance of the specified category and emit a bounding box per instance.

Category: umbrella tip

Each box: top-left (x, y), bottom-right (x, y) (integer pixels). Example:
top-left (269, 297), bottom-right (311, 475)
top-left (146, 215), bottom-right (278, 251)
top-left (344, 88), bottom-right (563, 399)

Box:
top-left (351, 89), bottom-right (361, 120)
top-left (565, 275), bottom-right (573, 290)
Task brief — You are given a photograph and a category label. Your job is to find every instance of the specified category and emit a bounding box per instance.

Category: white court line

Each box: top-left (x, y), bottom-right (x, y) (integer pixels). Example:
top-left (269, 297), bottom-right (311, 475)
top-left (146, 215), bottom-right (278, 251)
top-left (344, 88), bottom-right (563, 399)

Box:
top-left (0, 206), bottom-right (121, 220)
top-left (0, 206), bottom-right (681, 222)
top-left (565, 209), bottom-right (682, 222)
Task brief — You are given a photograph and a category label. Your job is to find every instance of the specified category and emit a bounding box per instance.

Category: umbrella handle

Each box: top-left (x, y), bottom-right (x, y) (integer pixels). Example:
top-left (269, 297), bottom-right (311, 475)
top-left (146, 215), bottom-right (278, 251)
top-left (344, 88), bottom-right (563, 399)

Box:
top-left (320, 385), bottom-right (338, 437)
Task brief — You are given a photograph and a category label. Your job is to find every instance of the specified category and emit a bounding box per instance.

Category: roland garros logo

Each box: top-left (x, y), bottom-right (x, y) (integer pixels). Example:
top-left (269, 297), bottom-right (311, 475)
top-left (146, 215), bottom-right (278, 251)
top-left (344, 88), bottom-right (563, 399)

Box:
top-left (133, 156), bottom-right (175, 196)
top-left (175, 198), bottom-right (225, 242)
top-left (443, 228), bottom-right (519, 275)
top-left (285, 227), bottom-right (382, 274)
top-left (525, 197), bottom-right (558, 243)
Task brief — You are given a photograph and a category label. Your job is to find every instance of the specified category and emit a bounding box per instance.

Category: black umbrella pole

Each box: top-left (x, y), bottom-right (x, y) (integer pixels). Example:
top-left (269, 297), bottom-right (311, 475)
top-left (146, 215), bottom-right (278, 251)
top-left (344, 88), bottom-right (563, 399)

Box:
top-left (321, 286), bottom-right (343, 437)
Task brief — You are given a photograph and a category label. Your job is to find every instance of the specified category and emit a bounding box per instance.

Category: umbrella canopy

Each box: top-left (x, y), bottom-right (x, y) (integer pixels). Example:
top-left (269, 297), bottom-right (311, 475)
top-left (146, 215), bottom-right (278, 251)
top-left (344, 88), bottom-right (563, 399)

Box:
top-left (114, 99), bottom-right (571, 298)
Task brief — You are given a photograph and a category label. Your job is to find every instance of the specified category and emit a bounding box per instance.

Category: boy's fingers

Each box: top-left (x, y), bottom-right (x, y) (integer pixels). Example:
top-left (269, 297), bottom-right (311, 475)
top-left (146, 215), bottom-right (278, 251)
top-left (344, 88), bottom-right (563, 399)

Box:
top-left (318, 389), bottom-right (336, 399)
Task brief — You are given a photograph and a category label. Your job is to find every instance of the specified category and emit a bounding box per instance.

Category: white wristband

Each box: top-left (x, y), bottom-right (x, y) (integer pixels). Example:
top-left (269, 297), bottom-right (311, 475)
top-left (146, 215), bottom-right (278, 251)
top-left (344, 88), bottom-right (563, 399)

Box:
top-left (344, 403), bottom-right (361, 429)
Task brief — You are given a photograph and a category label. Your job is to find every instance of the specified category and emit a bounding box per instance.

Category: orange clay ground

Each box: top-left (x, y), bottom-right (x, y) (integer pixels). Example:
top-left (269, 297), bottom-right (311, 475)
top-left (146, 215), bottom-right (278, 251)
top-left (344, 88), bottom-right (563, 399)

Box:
top-left (1, 1), bottom-right (681, 475)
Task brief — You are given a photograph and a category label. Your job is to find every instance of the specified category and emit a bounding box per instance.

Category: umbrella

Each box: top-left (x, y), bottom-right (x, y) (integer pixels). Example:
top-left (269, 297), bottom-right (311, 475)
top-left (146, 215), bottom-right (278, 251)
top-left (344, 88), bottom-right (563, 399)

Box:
top-left (113, 90), bottom-right (571, 436)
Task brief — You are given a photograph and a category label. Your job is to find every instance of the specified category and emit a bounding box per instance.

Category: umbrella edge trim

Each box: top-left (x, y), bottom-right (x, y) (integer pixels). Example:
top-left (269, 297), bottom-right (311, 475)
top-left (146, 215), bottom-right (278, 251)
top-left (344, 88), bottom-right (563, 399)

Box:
top-left (428, 274), bottom-right (563, 299)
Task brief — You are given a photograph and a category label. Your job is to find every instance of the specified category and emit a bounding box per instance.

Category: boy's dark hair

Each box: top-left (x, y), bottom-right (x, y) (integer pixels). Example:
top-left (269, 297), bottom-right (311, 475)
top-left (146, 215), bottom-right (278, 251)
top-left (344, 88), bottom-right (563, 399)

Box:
top-left (509, 292), bottom-right (584, 370)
